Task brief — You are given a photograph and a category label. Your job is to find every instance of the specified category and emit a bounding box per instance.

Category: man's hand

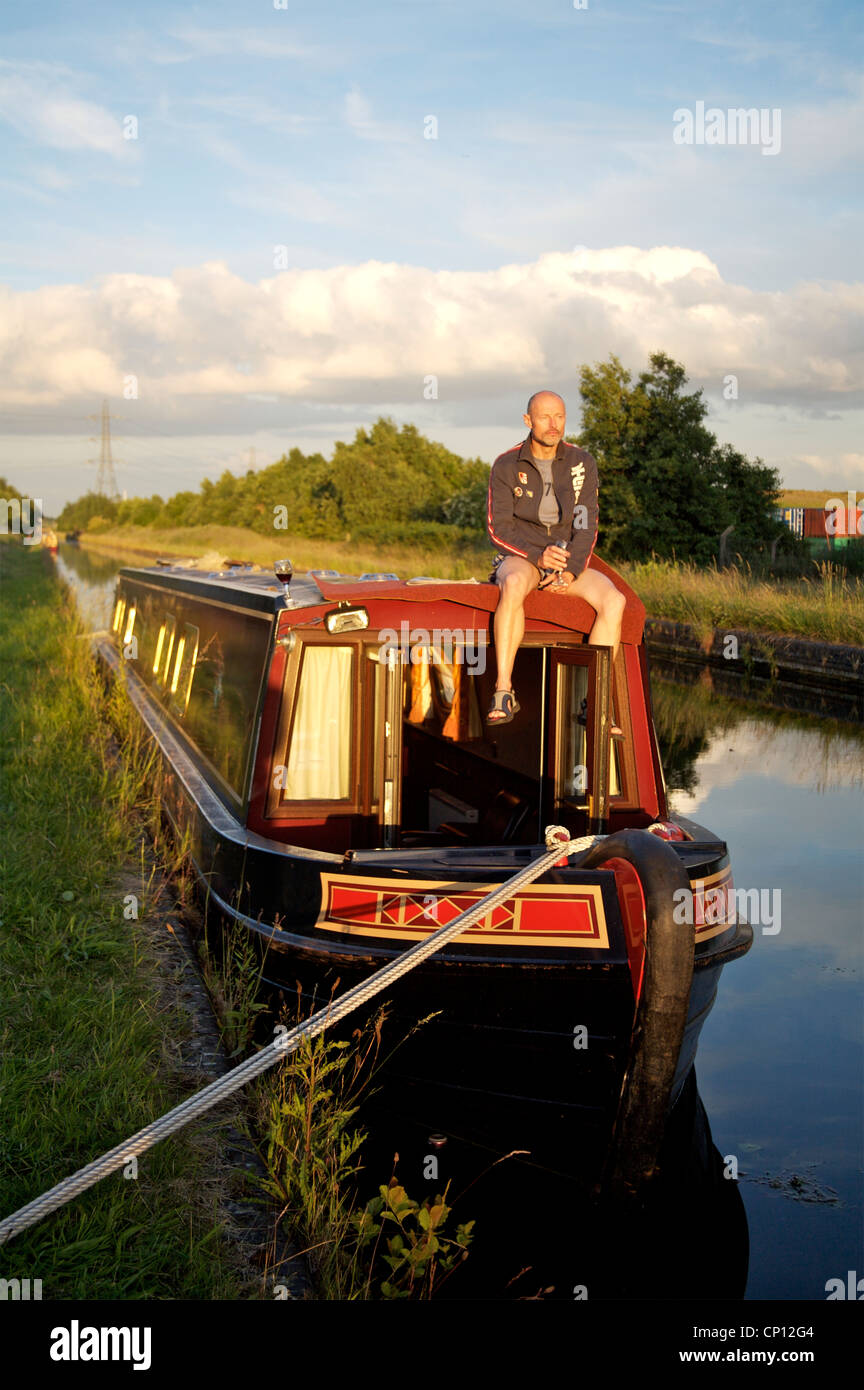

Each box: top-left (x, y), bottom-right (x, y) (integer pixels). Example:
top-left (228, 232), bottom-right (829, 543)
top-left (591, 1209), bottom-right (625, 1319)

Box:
top-left (539, 543), bottom-right (569, 572)
top-left (539, 568), bottom-right (575, 591)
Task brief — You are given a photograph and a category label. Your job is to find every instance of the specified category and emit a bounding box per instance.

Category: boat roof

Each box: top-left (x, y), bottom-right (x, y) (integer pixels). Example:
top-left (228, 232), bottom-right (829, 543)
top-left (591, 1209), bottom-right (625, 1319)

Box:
top-left (119, 553), bottom-right (646, 643)
top-left (119, 563), bottom-right (298, 614)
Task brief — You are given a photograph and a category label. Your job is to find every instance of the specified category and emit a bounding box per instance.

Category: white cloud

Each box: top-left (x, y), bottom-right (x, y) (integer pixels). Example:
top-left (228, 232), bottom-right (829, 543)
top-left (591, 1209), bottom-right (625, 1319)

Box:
top-left (0, 247), bottom-right (860, 424)
top-left (792, 453), bottom-right (864, 485)
top-left (670, 722), bottom-right (864, 821)
top-left (152, 27), bottom-right (313, 63)
top-left (0, 63), bottom-right (128, 157)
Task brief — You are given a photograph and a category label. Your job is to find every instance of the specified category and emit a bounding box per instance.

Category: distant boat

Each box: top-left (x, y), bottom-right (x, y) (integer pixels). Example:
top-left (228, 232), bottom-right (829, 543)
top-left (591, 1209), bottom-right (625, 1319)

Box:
top-left (64, 529), bottom-right (81, 544)
top-left (97, 554), bottom-right (752, 1190)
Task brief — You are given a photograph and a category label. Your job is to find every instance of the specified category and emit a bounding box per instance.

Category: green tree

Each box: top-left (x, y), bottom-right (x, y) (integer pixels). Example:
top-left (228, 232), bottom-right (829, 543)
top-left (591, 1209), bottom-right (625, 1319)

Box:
top-left (57, 491), bottom-right (119, 532)
top-left (577, 351), bottom-right (778, 564)
top-left (332, 419), bottom-right (482, 537)
top-left (627, 351), bottom-right (725, 562)
top-left (574, 354), bottom-right (639, 553)
top-left (441, 472), bottom-right (489, 531)
top-left (116, 494), bottom-right (164, 527)
top-left (711, 443), bottom-right (784, 554)
top-left (0, 476), bottom-right (25, 503)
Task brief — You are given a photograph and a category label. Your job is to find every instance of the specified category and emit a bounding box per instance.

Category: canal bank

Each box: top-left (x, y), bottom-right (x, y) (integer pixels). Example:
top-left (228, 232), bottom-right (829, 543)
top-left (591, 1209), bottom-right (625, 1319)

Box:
top-left (0, 541), bottom-right (279, 1298)
top-left (645, 618), bottom-right (864, 722)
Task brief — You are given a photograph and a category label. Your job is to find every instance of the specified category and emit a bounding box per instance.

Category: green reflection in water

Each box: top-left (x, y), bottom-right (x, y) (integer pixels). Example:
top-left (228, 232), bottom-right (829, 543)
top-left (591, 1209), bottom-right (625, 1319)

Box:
top-left (651, 671), bottom-right (864, 798)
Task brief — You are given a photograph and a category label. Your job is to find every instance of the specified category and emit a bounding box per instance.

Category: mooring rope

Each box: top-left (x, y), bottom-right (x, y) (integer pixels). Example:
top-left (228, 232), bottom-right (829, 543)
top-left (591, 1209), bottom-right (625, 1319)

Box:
top-left (0, 826), bottom-right (600, 1246)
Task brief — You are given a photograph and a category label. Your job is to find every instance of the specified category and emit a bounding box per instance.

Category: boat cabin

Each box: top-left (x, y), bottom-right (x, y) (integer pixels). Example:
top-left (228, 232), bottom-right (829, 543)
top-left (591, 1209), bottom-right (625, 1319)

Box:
top-left (110, 555), bottom-right (665, 856)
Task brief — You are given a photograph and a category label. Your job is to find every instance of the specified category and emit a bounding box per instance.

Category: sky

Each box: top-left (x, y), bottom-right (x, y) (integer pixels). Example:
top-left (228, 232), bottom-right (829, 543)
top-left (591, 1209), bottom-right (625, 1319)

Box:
top-left (0, 0), bottom-right (861, 512)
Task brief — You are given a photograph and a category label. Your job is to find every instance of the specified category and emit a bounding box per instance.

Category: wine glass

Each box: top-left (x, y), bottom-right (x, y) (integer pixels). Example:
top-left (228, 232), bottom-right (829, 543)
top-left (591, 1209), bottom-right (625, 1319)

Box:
top-left (273, 558), bottom-right (294, 603)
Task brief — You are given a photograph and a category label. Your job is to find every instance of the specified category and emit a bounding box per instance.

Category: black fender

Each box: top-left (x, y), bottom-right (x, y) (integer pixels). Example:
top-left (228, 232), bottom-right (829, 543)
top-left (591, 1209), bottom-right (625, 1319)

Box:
top-left (577, 828), bottom-right (694, 1195)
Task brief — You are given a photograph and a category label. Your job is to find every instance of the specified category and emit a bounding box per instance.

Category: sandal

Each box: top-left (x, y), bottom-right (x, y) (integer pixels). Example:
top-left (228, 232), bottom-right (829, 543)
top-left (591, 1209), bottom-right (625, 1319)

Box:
top-left (486, 689), bottom-right (520, 725)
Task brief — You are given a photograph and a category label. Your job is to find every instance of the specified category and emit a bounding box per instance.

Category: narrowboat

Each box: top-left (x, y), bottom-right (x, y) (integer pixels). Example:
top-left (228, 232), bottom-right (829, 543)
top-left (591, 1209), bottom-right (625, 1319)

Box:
top-left (97, 554), bottom-right (752, 1190)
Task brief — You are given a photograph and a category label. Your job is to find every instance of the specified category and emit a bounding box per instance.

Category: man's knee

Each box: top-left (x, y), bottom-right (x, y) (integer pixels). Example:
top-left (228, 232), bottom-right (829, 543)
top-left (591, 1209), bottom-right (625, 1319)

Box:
top-left (499, 567), bottom-right (536, 602)
top-left (591, 580), bottom-right (625, 618)
top-left (607, 587), bottom-right (626, 622)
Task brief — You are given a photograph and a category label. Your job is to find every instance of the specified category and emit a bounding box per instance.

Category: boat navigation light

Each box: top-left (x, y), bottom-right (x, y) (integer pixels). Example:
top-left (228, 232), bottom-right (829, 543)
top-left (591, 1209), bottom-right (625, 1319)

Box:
top-left (324, 603), bottom-right (369, 634)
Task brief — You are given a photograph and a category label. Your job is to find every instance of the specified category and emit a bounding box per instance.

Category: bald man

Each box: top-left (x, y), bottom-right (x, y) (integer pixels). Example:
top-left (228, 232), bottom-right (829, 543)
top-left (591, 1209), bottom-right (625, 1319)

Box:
top-left (485, 390), bottom-right (625, 724)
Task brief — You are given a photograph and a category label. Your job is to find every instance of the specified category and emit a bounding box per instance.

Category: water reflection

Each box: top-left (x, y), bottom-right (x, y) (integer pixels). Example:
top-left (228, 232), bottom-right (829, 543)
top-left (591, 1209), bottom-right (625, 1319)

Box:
top-left (55, 541), bottom-right (127, 629)
top-left (653, 674), bottom-right (863, 1300)
top-left (652, 673), bottom-right (864, 797)
top-left (353, 1068), bottom-right (750, 1300)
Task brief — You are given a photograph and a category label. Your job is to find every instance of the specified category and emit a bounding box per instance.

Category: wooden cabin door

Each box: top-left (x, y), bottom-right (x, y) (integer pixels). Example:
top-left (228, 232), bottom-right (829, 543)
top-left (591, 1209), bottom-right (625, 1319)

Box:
top-left (378, 647), bottom-right (403, 849)
top-left (548, 646), bottom-right (613, 835)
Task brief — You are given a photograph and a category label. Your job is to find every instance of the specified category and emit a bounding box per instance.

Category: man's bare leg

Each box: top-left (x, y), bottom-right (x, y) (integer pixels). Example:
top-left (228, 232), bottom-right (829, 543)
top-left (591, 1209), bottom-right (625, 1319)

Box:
top-left (558, 566), bottom-right (626, 660)
top-left (491, 555), bottom-right (540, 697)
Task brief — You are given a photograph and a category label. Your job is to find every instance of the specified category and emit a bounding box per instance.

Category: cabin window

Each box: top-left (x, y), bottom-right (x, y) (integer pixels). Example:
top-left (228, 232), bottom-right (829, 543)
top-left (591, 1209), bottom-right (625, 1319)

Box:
top-left (282, 645), bottom-right (354, 801)
top-left (117, 583), bottom-right (270, 810)
top-left (112, 598), bottom-right (126, 635)
top-left (131, 591), bottom-right (158, 677)
top-left (557, 661), bottom-right (590, 798)
top-left (169, 623), bottom-right (199, 715)
top-left (554, 661), bottom-right (621, 799)
top-left (155, 615), bottom-right (177, 685)
top-left (183, 609), bottom-right (271, 802)
top-left (122, 605), bottom-right (137, 647)
top-left (370, 653), bottom-right (385, 809)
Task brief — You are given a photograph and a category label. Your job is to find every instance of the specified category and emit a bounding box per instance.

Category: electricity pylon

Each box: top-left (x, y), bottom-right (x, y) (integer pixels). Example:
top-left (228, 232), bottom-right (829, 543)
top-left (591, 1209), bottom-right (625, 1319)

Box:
top-left (87, 400), bottom-right (122, 500)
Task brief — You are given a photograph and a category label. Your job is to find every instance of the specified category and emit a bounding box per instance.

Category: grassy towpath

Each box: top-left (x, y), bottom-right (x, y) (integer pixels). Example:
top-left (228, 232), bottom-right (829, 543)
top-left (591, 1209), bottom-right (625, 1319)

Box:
top-left (0, 541), bottom-right (248, 1299)
top-left (619, 558), bottom-right (864, 648)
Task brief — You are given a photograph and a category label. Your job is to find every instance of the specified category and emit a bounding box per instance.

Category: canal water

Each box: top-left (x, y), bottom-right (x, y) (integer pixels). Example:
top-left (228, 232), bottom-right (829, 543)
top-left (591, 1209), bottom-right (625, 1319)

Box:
top-left (56, 542), bottom-right (864, 1301)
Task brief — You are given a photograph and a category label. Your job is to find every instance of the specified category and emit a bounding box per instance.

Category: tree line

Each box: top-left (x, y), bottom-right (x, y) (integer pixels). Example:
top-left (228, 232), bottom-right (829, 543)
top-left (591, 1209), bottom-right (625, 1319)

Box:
top-left (56, 352), bottom-right (787, 564)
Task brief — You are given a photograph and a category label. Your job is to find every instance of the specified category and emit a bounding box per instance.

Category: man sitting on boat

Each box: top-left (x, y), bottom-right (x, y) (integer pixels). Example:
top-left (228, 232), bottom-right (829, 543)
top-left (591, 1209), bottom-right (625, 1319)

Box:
top-left (486, 390), bottom-right (625, 725)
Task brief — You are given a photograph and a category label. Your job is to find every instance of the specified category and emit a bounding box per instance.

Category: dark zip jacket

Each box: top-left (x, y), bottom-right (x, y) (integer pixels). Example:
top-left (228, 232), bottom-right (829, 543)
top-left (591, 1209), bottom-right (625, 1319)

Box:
top-left (486, 435), bottom-right (599, 574)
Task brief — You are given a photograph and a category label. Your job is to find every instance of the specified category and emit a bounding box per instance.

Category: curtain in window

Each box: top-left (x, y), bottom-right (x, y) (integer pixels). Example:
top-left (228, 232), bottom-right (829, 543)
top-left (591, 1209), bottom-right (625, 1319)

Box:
top-left (284, 646), bottom-right (353, 800)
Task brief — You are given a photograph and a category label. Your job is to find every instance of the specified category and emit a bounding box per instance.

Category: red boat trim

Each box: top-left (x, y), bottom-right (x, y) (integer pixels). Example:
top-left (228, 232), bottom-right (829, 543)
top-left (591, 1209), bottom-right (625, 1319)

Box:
top-left (692, 864), bottom-right (735, 941)
top-left (604, 856), bottom-right (646, 999)
top-left (315, 873), bottom-right (610, 948)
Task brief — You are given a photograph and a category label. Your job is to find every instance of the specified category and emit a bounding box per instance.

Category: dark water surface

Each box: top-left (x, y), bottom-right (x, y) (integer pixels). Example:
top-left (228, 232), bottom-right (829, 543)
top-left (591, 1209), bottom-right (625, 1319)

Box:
top-left (57, 543), bottom-right (863, 1301)
top-left (652, 678), bottom-right (863, 1300)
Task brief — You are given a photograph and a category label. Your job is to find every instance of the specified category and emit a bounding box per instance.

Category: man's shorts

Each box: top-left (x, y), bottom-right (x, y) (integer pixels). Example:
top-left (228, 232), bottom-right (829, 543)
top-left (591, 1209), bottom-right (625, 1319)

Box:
top-left (489, 552), bottom-right (543, 584)
top-left (489, 551), bottom-right (507, 583)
